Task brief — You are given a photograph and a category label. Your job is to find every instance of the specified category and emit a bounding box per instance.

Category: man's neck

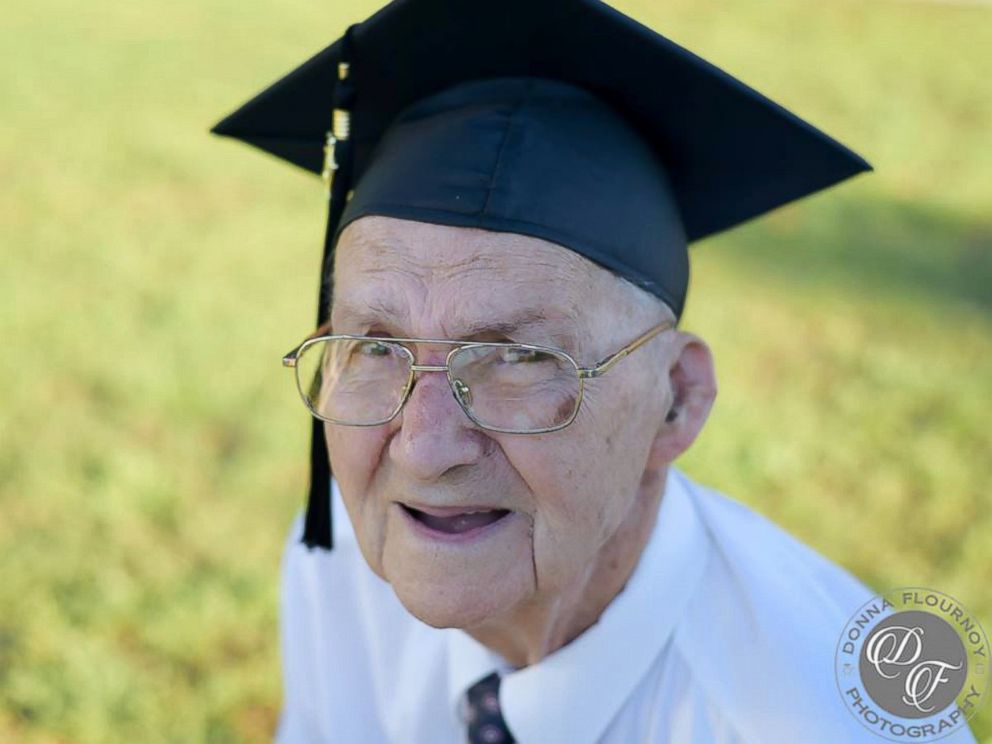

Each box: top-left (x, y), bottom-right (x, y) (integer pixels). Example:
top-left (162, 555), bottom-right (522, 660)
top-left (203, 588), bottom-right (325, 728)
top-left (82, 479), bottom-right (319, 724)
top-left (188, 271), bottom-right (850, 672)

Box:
top-left (461, 467), bottom-right (668, 668)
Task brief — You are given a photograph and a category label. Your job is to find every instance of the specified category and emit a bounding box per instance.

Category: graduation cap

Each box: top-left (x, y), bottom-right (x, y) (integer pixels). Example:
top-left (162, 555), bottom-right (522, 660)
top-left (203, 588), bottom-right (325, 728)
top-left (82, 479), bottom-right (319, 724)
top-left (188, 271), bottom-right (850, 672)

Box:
top-left (210, 0), bottom-right (871, 551)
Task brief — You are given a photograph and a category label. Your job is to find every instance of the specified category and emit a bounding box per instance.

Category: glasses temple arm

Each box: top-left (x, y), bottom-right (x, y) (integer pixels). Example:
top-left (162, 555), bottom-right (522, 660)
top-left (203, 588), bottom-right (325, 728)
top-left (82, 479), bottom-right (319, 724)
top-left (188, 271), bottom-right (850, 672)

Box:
top-left (282, 320), bottom-right (335, 368)
top-left (579, 320), bottom-right (674, 379)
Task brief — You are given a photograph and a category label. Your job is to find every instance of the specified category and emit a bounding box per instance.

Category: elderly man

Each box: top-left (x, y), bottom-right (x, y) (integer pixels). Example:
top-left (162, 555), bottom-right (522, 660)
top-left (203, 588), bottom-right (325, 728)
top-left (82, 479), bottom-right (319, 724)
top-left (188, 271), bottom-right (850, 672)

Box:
top-left (211, 1), bottom-right (980, 742)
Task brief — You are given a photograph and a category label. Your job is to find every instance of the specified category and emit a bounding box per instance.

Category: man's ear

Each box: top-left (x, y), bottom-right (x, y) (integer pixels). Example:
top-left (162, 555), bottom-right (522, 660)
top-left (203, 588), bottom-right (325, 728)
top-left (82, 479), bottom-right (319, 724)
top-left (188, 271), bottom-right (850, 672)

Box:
top-left (645, 331), bottom-right (717, 469)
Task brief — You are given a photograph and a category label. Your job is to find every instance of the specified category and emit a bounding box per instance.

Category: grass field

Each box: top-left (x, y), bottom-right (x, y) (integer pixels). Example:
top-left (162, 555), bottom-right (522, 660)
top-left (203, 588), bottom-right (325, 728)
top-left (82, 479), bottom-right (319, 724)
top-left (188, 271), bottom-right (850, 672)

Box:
top-left (2, 0), bottom-right (990, 741)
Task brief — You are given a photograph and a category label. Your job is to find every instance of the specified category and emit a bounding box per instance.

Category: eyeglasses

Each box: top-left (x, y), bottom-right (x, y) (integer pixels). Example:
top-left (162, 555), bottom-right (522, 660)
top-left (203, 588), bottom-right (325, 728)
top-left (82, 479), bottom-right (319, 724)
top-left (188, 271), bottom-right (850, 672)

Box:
top-left (281, 320), bottom-right (674, 434)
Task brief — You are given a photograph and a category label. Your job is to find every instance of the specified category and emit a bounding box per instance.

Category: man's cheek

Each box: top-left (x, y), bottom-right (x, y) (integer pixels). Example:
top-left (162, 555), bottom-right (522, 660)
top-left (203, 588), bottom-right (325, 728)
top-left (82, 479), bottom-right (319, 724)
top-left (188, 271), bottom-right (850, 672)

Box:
top-left (327, 429), bottom-right (383, 471)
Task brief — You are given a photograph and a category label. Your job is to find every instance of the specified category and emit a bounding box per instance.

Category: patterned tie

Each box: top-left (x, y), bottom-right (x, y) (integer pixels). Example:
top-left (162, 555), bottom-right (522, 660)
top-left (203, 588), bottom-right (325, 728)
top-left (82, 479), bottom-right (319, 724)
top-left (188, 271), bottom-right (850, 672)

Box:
top-left (463, 671), bottom-right (517, 744)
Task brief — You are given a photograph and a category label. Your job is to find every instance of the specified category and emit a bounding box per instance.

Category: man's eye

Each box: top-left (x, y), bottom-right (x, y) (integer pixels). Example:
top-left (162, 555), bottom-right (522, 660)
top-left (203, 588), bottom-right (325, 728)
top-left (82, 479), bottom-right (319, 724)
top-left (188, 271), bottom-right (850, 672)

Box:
top-left (503, 348), bottom-right (551, 364)
top-left (357, 341), bottom-right (391, 356)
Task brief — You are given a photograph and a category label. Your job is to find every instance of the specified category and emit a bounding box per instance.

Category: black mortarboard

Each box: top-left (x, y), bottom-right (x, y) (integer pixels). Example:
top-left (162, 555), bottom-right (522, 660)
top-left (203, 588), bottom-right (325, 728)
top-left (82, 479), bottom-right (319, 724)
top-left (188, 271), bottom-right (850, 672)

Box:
top-left (210, 0), bottom-right (871, 551)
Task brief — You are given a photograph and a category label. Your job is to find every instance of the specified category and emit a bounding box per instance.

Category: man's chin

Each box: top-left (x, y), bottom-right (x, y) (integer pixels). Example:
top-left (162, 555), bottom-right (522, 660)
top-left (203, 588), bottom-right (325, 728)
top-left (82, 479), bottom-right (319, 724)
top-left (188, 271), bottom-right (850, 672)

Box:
top-left (390, 581), bottom-right (521, 631)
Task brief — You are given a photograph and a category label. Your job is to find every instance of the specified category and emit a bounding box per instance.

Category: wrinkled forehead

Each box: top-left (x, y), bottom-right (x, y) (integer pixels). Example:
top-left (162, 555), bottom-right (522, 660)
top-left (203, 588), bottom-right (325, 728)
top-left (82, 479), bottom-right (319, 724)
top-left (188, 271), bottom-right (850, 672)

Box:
top-left (330, 216), bottom-right (605, 344)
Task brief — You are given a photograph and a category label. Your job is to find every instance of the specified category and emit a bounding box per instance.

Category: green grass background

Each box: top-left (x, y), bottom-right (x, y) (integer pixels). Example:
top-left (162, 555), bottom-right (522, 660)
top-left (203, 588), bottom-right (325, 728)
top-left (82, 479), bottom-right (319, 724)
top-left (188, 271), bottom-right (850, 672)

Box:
top-left (2, 0), bottom-right (990, 740)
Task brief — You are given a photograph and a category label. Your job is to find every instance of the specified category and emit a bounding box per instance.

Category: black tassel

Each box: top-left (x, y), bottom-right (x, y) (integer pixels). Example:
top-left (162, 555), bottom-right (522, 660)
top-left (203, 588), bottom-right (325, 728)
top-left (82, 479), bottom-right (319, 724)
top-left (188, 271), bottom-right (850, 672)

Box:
top-left (301, 24), bottom-right (359, 551)
top-left (302, 416), bottom-right (333, 550)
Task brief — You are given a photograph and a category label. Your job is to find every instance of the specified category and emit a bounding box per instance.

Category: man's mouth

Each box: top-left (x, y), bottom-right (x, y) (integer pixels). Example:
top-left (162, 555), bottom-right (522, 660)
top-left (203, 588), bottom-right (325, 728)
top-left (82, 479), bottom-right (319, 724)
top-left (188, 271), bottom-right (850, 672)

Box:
top-left (399, 503), bottom-right (512, 535)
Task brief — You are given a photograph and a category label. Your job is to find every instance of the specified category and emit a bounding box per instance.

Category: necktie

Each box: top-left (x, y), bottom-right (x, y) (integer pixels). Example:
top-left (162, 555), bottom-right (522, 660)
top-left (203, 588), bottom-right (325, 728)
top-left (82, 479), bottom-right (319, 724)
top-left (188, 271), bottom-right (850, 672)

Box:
top-left (463, 671), bottom-right (517, 744)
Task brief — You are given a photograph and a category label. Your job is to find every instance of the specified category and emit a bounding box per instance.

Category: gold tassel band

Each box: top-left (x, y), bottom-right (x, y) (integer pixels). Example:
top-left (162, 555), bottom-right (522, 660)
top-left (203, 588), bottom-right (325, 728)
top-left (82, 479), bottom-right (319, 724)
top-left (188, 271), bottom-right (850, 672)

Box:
top-left (322, 62), bottom-right (352, 198)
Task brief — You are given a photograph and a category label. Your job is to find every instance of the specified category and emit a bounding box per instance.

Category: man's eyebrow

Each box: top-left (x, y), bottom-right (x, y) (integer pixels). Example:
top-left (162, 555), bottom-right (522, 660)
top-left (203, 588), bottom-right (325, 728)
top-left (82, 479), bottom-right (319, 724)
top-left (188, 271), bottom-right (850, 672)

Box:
top-left (332, 298), bottom-right (578, 346)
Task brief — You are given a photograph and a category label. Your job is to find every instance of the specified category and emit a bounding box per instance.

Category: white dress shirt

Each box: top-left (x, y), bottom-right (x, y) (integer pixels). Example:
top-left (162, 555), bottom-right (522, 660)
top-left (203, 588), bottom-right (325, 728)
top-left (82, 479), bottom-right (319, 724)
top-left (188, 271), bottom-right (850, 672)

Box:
top-left (274, 468), bottom-right (978, 743)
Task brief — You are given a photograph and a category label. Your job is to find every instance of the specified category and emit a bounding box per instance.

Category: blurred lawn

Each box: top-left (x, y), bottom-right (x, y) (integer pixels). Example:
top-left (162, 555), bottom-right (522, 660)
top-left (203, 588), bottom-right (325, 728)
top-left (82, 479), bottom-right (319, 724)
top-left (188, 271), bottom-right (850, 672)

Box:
top-left (1, 0), bottom-right (990, 741)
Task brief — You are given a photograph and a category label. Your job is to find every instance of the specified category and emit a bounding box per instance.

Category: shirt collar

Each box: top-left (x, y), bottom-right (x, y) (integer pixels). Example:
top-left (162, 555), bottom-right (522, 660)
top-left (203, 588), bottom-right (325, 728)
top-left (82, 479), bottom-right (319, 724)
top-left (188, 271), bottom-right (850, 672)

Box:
top-left (445, 467), bottom-right (711, 743)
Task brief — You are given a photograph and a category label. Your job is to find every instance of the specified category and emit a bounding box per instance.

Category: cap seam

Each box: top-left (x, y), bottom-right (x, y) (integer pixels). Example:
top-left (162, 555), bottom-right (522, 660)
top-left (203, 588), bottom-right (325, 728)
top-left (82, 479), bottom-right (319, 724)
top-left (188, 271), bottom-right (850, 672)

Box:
top-left (478, 79), bottom-right (535, 218)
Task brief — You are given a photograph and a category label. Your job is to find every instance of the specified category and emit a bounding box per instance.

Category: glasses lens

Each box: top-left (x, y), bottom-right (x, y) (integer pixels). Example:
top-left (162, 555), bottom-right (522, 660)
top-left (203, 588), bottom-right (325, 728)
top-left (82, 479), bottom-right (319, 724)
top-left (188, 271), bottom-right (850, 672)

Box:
top-left (296, 338), bottom-right (411, 424)
top-left (449, 344), bottom-right (580, 431)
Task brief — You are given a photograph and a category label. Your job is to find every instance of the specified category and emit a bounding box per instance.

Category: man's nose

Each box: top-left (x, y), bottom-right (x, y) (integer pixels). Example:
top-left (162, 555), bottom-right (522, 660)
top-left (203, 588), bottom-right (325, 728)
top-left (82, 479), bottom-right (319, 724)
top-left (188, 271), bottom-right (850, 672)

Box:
top-left (388, 367), bottom-right (487, 482)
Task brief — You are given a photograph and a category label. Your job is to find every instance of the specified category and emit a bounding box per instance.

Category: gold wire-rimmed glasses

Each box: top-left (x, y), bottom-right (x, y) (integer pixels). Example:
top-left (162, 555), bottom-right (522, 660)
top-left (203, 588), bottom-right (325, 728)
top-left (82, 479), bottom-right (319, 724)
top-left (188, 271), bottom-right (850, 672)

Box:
top-left (281, 319), bottom-right (674, 434)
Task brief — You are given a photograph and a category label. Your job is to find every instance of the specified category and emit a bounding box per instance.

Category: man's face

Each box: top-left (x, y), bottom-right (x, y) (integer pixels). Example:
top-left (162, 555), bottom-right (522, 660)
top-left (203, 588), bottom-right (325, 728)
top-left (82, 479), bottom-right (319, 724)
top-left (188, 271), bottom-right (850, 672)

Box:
top-left (326, 215), bottom-right (670, 629)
